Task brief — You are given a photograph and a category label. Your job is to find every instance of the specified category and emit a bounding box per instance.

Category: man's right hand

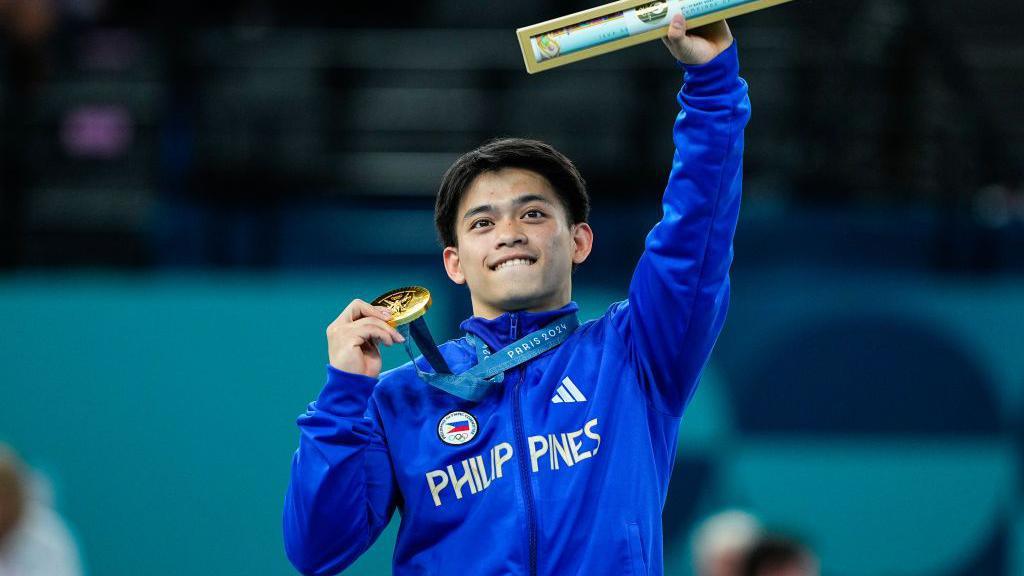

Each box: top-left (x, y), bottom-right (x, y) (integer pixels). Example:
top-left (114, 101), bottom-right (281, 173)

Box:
top-left (327, 299), bottom-right (406, 379)
top-left (662, 14), bottom-right (733, 66)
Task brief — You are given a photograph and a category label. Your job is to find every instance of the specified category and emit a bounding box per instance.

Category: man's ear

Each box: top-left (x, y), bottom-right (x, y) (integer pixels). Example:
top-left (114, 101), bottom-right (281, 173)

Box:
top-left (442, 246), bottom-right (466, 285)
top-left (570, 222), bottom-right (594, 265)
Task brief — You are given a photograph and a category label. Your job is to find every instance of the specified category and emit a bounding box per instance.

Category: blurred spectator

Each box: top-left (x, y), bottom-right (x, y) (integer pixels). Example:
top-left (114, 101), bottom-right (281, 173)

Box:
top-left (0, 0), bottom-right (58, 268)
top-left (741, 534), bottom-right (819, 576)
top-left (692, 510), bottom-right (763, 576)
top-left (0, 445), bottom-right (82, 576)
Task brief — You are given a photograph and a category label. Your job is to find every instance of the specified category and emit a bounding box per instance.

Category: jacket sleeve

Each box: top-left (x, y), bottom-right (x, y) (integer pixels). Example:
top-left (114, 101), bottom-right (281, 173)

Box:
top-left (283, 365), bottom-right (399, 576)
top-left (610, 40), bottom-right (751, 416)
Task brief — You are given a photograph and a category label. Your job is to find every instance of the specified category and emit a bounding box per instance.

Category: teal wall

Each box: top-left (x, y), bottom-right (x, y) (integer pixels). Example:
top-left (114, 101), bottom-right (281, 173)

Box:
top-left (2, 270), bottom-right (1022, 575)
top-left (1, 271), bottom-right (448, 575)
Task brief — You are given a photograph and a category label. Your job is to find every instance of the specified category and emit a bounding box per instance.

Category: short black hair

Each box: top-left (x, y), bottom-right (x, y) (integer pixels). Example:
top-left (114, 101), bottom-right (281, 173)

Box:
top-left (742, 535), bottom-right (814, 576)
top-left (434, 137), bottom-right (589, 248)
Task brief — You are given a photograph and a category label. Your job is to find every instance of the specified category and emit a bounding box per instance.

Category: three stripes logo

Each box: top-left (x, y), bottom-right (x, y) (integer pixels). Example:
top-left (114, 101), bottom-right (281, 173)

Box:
top-left (551, 376), bottom-right (587, 404)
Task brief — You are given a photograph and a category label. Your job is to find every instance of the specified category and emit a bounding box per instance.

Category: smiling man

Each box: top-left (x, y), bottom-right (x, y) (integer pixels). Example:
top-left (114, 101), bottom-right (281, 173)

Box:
top-left (284, 15), bottom-right (750, 576)
top-left (440, 161), bottom-right (593, 319)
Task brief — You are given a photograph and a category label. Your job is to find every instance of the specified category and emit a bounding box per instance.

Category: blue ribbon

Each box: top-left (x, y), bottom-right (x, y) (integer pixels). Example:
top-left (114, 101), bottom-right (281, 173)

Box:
top-left (397, 314), bottom-right (580, 402)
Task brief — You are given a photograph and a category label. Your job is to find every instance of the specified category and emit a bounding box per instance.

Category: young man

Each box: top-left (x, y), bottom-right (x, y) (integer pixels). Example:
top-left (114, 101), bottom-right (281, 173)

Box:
top-left (284, 15), bottom-right (750, 576)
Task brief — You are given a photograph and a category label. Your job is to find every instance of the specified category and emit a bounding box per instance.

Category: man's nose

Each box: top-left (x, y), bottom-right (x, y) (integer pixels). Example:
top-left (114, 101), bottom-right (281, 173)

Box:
top-left (496, 219), bottom-right (528, 247)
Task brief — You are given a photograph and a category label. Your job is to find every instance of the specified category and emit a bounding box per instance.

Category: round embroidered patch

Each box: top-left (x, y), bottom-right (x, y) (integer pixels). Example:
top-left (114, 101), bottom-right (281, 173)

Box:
top-left (437, 410), bottom-right (479, 446)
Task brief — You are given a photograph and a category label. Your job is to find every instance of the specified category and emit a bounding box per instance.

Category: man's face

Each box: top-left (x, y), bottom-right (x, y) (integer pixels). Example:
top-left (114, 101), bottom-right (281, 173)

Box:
top-left (442, 167), bottom-right (593, 319)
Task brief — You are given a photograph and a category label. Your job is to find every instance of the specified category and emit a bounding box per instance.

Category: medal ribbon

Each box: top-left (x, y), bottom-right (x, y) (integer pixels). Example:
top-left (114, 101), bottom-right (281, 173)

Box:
top-left (396, 313), bottom-right (580, 402)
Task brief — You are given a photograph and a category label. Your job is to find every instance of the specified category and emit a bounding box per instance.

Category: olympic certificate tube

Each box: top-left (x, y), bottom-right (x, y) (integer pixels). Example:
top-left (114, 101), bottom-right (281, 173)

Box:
top-left (530, 0), bottom-right (761, 64)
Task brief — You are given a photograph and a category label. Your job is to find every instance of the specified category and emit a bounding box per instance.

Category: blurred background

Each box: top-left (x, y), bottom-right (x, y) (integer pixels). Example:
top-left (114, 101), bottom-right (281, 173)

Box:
top-left (1, 0), bottom-right (1022, 574)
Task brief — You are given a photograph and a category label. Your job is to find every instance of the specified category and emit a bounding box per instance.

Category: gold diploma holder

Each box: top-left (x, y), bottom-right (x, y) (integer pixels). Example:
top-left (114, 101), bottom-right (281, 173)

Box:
top-left (516, 0), bottom-right (795, 74)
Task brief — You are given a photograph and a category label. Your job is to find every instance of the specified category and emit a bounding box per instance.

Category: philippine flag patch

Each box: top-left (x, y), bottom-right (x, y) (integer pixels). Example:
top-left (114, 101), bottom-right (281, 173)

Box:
top-left (437, 410), bottom-right (479, 446)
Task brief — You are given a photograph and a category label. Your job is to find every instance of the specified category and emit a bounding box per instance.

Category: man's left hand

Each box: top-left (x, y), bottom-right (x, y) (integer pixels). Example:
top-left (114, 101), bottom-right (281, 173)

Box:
top-left (662, 14), bottom-right (733, 66)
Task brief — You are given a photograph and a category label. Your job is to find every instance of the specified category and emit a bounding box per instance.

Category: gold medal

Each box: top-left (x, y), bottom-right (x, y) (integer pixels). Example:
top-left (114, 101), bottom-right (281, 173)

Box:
top-left (371, 286), bottom-right (432, 327)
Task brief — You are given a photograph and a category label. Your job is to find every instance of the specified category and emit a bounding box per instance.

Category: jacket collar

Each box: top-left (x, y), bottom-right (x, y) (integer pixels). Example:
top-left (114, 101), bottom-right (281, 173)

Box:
top-left (459, 301), bottom-right (580, 353)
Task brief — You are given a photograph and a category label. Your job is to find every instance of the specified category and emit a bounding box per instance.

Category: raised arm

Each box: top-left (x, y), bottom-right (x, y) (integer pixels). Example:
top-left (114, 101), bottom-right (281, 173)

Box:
top-left (611, 17), bottom-right (750, 416)
top-left (283, 369), bottom-right (399, 576)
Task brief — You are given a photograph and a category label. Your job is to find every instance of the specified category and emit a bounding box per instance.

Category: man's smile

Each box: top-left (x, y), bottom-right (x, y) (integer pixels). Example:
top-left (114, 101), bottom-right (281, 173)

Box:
top-left (489, 254), bottom-right (538, 271)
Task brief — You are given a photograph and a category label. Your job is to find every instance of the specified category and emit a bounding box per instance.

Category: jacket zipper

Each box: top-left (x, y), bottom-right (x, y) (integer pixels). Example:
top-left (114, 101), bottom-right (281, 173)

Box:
top-left (509, 313), bottom-right (538, 576)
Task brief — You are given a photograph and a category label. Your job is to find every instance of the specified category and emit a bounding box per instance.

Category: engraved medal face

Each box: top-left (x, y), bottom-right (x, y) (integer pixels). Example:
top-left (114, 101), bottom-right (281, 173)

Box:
top-left (371, 286), bottom-right (432, 327)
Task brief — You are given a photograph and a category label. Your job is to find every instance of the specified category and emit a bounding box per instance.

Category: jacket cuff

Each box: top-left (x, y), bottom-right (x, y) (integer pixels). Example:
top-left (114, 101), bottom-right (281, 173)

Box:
top-left (315, 364), bottom-right (378, 416)
top-left (679, 40), bottom-right (739, 97)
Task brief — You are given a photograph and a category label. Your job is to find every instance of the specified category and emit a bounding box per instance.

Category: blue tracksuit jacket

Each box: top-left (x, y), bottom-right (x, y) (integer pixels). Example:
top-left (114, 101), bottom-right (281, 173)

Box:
top-left (284, 41), bottom-right (750, 576)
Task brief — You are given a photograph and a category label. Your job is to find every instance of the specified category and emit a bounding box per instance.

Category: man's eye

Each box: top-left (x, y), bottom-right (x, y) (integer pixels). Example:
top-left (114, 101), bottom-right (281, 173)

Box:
top-left (471, 219), bottom-right (492, 229)
top-left (524, 210), bottom-right (545, 218)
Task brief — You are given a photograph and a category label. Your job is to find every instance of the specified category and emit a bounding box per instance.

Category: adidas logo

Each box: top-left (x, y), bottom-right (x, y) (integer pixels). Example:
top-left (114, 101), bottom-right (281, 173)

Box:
top-left (551, 376), bottom-right (587, 404)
